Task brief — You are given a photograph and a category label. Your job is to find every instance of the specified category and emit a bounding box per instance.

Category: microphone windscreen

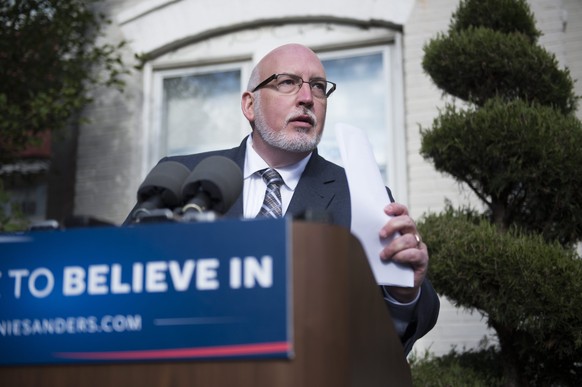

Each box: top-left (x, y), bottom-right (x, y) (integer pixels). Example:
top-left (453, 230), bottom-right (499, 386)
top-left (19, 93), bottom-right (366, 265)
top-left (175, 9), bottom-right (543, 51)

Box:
top-left (138, 161), bottom-right (191, 208)
top-left (182, 156), bottom-right (243, 214)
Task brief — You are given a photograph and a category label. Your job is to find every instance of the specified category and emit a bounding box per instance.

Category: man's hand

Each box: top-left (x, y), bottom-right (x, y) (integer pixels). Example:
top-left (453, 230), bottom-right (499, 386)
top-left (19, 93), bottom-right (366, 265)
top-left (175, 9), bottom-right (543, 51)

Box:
top-left (379, 202), bottom-right (428, 303)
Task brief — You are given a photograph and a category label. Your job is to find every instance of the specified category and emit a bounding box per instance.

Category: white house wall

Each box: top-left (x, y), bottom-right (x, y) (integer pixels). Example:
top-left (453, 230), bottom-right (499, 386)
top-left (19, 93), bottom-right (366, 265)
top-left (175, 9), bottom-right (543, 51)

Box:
top-left (116, 0), bottom-right (415, 55)
top-left (73, 0), bottom-right (582, 357)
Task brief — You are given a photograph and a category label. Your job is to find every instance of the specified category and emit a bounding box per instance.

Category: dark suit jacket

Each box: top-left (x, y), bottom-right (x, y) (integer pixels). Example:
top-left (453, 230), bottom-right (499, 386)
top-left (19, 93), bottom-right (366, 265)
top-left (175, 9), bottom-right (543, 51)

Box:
top-left (149, 137), bottom-right (440, 355)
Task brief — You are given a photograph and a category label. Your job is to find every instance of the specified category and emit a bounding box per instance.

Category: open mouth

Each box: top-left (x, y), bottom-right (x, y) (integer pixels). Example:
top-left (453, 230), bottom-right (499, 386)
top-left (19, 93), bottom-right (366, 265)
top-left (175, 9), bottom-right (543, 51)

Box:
top-left (288, 113), bottom-right (315, 126)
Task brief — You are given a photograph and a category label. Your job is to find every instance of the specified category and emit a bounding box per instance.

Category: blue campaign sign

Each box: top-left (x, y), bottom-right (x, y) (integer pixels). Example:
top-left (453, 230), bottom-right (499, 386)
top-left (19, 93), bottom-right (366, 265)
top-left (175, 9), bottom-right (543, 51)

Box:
top-left (0, 218), bottom-right (292, 365)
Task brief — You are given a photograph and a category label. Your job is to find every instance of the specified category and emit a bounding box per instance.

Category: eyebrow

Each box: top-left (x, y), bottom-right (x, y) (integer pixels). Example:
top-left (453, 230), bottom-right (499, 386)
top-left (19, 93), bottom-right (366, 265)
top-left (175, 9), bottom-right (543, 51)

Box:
top-left (281, 73), bottom-right (328, 81)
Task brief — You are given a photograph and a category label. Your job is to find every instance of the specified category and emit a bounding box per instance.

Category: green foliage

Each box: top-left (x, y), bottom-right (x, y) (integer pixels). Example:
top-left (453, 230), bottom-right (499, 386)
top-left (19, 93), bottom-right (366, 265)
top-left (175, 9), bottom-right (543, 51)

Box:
top-left (419, 206), bottom-right (582, 338)
top-left (423, 28), bottom-right (578, 113)
top-left (419, 0), bottom-right (582, 384)
top-left (420, 97), bottom-right (582, 245)
top-left (0, 0), bottom-right (129, 163)
top-left (410, 345), bottom-right (504, 387)
top-left (418, 206), bottom-right (582, 385)
top-left (449, 0), bottom-right (541, 41)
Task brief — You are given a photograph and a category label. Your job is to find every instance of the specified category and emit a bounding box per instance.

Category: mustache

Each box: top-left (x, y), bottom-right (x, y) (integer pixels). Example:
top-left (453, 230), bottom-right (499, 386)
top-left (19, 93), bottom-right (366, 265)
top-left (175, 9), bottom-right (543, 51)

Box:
top-left (285, 108), bottom-right (317, 127)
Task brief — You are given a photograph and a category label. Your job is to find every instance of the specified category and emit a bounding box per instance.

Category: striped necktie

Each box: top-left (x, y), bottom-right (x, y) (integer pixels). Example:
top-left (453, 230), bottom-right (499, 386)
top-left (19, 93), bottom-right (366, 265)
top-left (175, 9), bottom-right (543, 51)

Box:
top-left (256, 168), bottom-right (284, 218)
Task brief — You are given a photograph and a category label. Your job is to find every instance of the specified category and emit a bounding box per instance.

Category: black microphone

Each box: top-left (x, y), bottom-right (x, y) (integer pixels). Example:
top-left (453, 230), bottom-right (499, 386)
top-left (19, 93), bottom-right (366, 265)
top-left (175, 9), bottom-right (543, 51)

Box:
top-left (132, 161), bottom-right (191, 221)
top-left (181, 156), bottom-right (243, 215)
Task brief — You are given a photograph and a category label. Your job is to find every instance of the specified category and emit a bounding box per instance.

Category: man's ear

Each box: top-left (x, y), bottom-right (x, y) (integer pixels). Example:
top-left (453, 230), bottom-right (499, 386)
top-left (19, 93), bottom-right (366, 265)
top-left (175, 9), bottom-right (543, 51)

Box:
top-left (241, 91), bottom-right (255, 122)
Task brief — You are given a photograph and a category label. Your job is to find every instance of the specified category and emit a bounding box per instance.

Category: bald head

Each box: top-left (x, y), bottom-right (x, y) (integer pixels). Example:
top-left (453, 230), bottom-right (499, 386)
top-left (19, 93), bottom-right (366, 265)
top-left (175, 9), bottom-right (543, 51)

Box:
top-left (247, 44), bottom-right (326, 91)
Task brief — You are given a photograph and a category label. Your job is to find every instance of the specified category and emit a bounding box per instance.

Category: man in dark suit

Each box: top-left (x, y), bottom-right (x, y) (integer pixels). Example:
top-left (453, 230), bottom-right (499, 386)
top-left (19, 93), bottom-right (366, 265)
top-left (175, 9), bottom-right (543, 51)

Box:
top-left (142, 43), bottom-right (439, 355)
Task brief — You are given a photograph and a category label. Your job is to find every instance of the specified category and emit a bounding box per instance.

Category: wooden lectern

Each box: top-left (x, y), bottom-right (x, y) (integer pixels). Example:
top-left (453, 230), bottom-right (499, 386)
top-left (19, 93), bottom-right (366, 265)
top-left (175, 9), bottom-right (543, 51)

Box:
top-left (0, 221), bottom-right (412, 386)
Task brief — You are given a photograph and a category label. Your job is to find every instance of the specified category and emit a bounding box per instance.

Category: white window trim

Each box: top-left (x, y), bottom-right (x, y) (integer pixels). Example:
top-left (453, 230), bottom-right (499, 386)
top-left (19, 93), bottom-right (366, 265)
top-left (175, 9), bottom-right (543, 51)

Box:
top-left (391, 33), bottom-right (409, 205)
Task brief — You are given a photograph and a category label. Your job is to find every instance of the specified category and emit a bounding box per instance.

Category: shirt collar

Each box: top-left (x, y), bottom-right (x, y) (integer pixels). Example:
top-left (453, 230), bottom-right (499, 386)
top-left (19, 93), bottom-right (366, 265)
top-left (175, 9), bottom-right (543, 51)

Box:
top-left (244, 134), bottom-right (312, 191)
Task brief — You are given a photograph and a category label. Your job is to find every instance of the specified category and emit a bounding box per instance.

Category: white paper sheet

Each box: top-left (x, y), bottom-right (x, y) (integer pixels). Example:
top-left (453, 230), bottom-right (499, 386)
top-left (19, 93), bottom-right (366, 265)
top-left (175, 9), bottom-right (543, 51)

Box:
top-left (335, 122), bottom-right (413, 287)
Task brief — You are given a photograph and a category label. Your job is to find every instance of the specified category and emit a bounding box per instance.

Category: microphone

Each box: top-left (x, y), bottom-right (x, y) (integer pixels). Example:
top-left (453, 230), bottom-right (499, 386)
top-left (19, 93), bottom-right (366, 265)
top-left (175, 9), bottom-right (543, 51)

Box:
top-left (181, 156), bottom-right (243, 216)
top-left (132, 161), bottom-right (191, 221)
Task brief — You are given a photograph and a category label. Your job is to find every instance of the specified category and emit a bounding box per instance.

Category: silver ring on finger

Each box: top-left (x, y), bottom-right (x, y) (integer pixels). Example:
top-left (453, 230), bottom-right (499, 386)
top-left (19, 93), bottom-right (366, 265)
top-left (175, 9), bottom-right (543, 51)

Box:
top-left (414, 233), bottom-right (422, 249)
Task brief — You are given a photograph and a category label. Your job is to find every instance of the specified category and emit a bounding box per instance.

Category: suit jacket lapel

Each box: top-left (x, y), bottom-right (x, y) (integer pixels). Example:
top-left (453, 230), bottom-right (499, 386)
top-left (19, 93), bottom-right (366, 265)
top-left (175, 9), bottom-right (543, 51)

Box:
top-left (286, 150), bottom-right (338, 217)
top-left (223, 138), bottom-right (247, 218)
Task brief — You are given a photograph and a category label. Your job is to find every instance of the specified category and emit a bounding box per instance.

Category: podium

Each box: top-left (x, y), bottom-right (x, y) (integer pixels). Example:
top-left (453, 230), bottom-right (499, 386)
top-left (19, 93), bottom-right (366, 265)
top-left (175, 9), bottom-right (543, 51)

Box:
top-left (0, 221), bottom-right (412, 386)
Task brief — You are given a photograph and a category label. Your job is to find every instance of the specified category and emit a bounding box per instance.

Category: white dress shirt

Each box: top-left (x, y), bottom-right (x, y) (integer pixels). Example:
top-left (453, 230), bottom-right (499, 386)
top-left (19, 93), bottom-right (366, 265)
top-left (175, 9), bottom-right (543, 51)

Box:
top-left (242, 135), bottom-right (311, 218)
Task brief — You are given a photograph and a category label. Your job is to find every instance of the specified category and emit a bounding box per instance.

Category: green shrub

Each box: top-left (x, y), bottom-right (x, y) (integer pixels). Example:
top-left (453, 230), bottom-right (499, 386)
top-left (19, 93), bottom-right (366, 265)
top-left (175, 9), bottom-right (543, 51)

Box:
top-left (419, 0), bottom-right (582, 383)
top-left (410, 346), bottom-right (504, 387)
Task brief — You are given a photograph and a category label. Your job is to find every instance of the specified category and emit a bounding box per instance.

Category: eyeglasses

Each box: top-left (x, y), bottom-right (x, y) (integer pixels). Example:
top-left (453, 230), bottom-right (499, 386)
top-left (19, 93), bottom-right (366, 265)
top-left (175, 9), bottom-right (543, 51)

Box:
top-left (252, 73), bottom-right (337, 99)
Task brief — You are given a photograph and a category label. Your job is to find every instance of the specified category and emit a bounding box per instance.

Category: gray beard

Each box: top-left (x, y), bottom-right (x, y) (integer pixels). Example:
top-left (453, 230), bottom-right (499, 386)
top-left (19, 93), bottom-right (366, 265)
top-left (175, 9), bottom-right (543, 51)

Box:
top-left (253, 96), bottom-right (321, 153)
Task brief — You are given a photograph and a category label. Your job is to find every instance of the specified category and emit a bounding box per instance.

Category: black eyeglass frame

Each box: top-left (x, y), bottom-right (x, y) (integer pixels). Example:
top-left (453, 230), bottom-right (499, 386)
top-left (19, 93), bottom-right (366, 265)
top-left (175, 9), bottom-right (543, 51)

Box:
top-left (251, 73), bottom-right (337, 98)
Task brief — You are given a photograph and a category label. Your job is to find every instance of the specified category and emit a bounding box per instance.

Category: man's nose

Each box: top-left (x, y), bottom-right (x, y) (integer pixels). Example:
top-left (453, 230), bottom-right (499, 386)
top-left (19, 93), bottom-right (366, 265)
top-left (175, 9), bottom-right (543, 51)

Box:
top-left (296, 82), bottom-right (314, 105)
